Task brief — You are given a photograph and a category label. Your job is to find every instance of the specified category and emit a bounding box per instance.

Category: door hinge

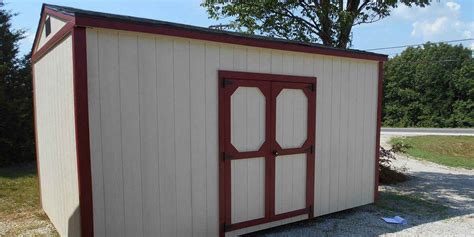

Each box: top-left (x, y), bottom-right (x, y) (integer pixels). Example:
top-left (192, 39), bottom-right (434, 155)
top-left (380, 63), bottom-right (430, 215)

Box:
top-left (307, 83), bottom-right (315, 92)
top-left (222, 79), bottom-right (233, 88)
top-left (306, 145), bottom-right (314, 154)
top-left (222, 152), bottom-right (234, 161)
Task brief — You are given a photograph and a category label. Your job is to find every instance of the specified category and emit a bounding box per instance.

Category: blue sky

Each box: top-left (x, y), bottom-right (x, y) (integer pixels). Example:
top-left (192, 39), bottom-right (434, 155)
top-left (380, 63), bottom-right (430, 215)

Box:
top-left (4, 0), bottom-right (474, 57)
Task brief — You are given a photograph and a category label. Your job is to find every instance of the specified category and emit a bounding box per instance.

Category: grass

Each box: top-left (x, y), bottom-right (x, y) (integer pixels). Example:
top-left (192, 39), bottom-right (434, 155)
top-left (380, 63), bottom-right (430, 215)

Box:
top-left (0, 164), bottom-right (40, 214)
top-left (390, 136), bottom-right (474, 169)
top-left (0, 163), bottom-right (57, 235)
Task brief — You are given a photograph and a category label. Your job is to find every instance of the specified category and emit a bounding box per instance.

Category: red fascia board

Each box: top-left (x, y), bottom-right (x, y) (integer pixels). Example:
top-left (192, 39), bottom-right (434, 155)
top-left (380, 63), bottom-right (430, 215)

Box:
top-left (374, 61), bottom-right (384, 202)
top-left (74, 15), bottom-right (387, 62)
top-left (44, 7), bottom-right (75, 22)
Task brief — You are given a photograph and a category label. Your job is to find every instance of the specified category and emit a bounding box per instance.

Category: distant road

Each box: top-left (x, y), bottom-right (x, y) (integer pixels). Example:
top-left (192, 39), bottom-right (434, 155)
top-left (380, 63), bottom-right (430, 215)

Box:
top-left (381, 127), bottom-right (474, 136)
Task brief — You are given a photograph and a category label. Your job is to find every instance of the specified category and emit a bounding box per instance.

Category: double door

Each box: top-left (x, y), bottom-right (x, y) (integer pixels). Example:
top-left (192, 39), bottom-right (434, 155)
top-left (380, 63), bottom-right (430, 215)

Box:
top-left (218, 71), bottom-right (316, 233)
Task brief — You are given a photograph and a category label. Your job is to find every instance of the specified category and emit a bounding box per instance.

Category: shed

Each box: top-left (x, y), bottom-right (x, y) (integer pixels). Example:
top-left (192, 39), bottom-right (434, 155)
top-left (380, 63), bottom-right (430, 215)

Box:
top-left (32, 4), bottom-right (387, 237)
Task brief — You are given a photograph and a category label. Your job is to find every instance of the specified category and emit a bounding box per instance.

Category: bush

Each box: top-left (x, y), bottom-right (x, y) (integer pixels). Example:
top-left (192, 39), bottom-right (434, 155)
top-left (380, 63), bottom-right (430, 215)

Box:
top-left (379, 147), bottom-right (409, 184)
top-left (390, 139), bottom-right (412, 153)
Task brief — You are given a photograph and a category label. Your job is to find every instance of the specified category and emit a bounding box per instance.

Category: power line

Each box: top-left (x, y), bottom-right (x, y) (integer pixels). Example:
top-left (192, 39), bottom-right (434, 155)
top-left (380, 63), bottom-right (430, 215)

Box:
top-left (365, 38), bottom-right (474, 51)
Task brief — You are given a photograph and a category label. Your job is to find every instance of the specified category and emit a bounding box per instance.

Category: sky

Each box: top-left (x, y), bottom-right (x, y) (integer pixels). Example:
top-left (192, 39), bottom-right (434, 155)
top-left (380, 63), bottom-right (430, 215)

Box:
top-left (4, 0), bottom-right (474, 57)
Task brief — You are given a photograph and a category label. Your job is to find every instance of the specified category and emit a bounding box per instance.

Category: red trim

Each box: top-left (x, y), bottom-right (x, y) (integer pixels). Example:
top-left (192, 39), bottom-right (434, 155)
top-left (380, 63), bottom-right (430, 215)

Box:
top-left (74, 15), bottom-right (387, 62)
top-left (222, 79), bottom-right (272, 230)
top-left (32, 64), bottom-right (42, 209)
top-left (271, 81), bottom-right (316, 219)
top-left (32, 22), bottom-right (74, 63)
top-left (225, 218), bottom-right (268, 232)
top-left (273, 208), bottom-right (310, 221)
top-left (32, 6), bottom-right (75, 54)
top-left (72, 27), bottom-right (94, 237)
top-left (268, 81), bottom-right (276, 220)
top-left (218, 71), bottom-right (316, 235)
top-left (225, 208), bottom-right (309, 232)
top-left (219, 70), bottom-right (316, 84)
top-left (218, 74), bottom-right (226, 237)
top-left (44, 7), bottom-right (75, 22)
top-left (374, 61), bottom-right (384, 202)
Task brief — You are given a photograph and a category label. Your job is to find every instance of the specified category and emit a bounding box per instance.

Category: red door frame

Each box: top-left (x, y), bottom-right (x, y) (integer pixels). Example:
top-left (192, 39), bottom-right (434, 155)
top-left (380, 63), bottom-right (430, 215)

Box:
top-left (218, 70), bottom-right (316, 236)
top-left (271, 81), bottom-right (316, 220)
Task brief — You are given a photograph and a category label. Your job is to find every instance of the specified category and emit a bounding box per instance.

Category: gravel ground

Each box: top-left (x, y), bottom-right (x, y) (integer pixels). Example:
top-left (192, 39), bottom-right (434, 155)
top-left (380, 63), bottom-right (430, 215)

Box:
top-left (249, 135), bottom-right (474, 236)
top-left (0, 209), bottom-right (57, 236)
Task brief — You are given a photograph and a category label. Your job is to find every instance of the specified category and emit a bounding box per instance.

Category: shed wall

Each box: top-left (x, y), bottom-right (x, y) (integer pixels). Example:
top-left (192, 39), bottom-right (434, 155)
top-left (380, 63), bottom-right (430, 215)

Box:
top-left (86, 28), bottom-right (378, 236)
top-left (33, 35), bottom-right (81, 237)
top-left (37, 15), bottom-right (66, 50)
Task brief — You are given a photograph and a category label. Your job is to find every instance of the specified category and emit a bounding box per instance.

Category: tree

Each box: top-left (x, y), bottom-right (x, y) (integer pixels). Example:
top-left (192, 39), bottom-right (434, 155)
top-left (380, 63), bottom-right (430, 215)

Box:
top-left (383, 43), bottom-right (473, 128)
top-left (202, 0), bottom-right (431, 48)
top-left (0, 5), bottom-right (34, 166)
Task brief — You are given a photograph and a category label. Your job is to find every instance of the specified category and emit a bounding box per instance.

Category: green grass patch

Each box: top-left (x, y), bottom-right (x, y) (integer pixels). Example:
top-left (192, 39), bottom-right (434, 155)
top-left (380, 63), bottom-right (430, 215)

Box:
top-left (0, 164), bottom-right (58, 235)
top-left (0, 164), bottom-right (40, 214)
top-left (390, 136), bottom-right (474, 169)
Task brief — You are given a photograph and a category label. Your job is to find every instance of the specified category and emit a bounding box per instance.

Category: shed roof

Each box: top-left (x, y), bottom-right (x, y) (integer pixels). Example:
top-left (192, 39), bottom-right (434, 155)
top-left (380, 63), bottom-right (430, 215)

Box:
top-left (38, 4), bottom-right (388, 61)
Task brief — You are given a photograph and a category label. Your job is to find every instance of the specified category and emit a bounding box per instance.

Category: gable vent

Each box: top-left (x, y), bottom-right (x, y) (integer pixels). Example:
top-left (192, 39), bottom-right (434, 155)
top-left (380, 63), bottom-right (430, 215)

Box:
top-left (45, 17), bottom-right (51, 37)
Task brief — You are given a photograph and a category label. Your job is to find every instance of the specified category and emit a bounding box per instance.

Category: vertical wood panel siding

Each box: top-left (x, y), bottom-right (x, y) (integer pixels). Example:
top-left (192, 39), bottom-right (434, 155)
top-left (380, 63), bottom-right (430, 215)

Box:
top-left (86, 28), bottom-right (379, 236)
top-left (275, 154), bottom-right (307, 214)
top-left (231, 158), bottom-right (265, 223)
top-left (34, 35), bottom-right (80, 236)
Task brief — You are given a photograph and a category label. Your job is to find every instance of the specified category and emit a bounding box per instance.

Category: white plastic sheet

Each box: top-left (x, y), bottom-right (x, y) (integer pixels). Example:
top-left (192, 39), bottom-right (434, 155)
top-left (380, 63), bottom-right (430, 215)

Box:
top-left (382, 216), bottom-right (407, 225)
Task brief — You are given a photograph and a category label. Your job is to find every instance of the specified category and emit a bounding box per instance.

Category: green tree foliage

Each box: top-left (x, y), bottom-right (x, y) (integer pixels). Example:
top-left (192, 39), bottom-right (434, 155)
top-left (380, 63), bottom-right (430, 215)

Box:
top-left (202, 0), bottom-right (431, 48)
top-left (383, 43), bottom-right (473, 128)
top-left (0, 5), bottom-right (34, 166)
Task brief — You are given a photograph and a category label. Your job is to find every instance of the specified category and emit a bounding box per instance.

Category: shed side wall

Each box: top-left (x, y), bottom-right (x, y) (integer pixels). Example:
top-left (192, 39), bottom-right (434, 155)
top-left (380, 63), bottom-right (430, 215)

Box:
top-left (33, 35), bottom-right (81, 237)
top-left (86, 28), bottom-right (378, 236)
top-left (37, 15), bottom-right (67, 50)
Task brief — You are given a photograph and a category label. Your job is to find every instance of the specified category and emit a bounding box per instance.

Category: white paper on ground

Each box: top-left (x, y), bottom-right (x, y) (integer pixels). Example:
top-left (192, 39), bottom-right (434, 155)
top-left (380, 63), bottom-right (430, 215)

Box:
top-left (382, 216), bottom-right (407, 225)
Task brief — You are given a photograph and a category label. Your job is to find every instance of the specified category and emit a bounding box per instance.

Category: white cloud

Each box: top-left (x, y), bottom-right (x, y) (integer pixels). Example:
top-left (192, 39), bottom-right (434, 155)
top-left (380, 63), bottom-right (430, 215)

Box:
top-left (403, 1), bottom-right (474, 43)
top-left (392, 2), bottom-right (456, 21)
top-left (411, 17), bottom-right (449, 37)
top-left (446, 1), bottom-right (461, 11)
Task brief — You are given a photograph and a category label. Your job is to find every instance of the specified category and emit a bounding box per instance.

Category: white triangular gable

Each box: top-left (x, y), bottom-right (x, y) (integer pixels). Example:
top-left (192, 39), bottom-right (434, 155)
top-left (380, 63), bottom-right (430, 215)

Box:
top-left (35, 14), bottom-right (67, 52)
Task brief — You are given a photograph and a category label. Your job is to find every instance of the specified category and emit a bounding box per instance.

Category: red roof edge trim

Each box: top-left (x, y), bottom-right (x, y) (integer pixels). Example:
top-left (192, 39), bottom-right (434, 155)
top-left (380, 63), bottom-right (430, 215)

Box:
top-left (73, 14), bottom-right (387, 62)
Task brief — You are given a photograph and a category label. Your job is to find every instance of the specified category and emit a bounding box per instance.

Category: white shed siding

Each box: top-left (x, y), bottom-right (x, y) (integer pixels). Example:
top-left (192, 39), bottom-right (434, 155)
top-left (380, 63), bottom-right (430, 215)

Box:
top-left (275, 154), bottom-right (307, 214)
top-left (230, 157), bottom-right (265, 223)
top-left (86, 28), bottom-right (379, 236)
top-left (36, 15), bottom-right (66, 50)
top-left (33, 35), bottom-right (80, 237)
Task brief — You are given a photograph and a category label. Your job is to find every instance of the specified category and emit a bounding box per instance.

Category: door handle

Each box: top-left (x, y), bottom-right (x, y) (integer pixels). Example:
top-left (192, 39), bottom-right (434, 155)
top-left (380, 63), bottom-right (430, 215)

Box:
top-left (272, 150), bottom-right (279, 156)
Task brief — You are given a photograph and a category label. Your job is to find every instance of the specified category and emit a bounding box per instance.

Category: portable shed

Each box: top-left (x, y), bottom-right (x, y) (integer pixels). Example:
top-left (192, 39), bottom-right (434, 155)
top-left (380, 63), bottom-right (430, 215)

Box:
top-left (32, 4), bottom-right (387, 237)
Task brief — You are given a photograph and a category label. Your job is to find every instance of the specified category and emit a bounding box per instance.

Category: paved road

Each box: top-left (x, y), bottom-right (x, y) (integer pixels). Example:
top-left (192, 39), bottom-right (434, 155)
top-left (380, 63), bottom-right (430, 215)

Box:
top-left (381, 127), bottom-right (474, 136)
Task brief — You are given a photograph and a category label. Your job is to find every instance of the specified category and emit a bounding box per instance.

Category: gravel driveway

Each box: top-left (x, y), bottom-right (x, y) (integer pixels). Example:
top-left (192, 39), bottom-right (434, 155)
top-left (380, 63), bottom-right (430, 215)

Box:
top-left (248, 135), bottom-right (474, 236)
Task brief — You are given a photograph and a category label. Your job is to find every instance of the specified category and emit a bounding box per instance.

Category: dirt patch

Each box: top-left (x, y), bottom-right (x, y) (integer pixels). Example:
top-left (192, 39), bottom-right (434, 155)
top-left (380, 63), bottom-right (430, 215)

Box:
top-left (0, 209), bottom-right (57, 236)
